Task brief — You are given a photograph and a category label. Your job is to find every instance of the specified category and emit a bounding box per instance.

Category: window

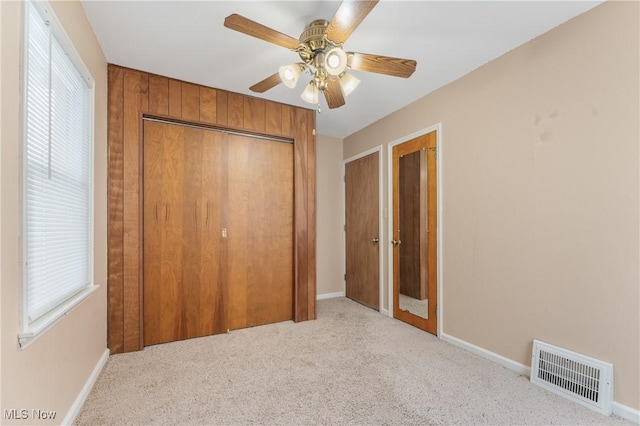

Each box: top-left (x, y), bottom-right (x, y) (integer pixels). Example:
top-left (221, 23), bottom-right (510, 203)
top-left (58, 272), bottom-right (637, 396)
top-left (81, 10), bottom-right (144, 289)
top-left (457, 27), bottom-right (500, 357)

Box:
top-left (20, 1), bottom-right (96, 348)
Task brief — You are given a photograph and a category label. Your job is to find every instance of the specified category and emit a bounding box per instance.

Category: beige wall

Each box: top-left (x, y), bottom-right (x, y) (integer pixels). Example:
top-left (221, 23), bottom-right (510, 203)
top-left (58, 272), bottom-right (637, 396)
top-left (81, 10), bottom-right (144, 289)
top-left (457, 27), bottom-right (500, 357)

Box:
top-left (1, 1), bottom-right (108, 423)
top-left (344, 1), bottom-right (639, 410)
top-left (316, 135), bottom-right (345, 296)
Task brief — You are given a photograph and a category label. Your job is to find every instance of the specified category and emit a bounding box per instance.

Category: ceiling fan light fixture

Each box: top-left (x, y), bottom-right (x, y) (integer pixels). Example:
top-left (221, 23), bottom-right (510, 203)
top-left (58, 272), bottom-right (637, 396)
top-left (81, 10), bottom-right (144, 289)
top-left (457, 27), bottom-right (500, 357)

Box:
top-left (339, 72), bottom-right (360, 97)
top-left (324, 47), bottom-right (348, 76)
top-left (300, 81), bottom-right (319, 104)
top-left (278, 63), bottom-right (302, 88)
top-left (225, 1), bottom-right (417, 109)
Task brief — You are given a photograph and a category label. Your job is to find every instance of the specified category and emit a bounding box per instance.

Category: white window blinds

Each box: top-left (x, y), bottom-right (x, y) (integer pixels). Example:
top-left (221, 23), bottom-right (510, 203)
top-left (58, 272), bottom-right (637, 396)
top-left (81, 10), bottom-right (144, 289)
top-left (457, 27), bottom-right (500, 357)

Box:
top-left (24, 2), bottom-right (93, 324)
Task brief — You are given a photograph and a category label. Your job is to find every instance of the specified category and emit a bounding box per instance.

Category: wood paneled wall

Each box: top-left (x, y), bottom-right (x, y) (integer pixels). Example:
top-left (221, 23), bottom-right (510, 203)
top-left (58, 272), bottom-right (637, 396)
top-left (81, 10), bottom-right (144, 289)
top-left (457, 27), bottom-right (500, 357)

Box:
top-left (107, 64), bottom-right (316, 353)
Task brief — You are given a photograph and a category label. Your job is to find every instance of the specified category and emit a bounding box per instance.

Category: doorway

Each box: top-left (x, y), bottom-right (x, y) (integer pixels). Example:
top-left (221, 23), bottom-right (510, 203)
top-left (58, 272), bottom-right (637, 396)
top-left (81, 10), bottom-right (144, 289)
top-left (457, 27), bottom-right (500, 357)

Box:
top-left (344, 151), bottom-right (380, 310)
top-left (391, 129), bottom-right (438, 335)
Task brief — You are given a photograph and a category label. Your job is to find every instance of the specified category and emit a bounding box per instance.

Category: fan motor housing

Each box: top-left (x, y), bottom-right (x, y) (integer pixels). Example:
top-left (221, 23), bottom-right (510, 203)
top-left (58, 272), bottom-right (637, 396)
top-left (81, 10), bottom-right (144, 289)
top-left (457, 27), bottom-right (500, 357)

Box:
top-left (300, 19), bottom-right (328, 52)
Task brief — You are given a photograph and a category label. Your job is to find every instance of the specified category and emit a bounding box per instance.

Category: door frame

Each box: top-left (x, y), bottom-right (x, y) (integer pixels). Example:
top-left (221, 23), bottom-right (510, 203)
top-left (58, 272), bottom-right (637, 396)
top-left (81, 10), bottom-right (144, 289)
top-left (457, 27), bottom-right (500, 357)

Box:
top-left (343, 145), bottom-right (384, 313)
top-left (387, 124), bottom-right (443, 336)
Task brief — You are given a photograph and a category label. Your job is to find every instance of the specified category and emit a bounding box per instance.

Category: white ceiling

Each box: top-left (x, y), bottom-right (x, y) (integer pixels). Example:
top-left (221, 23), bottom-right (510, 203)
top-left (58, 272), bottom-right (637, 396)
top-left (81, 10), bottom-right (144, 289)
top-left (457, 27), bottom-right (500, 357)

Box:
top-left (81, 0), bottom-right (602, 138)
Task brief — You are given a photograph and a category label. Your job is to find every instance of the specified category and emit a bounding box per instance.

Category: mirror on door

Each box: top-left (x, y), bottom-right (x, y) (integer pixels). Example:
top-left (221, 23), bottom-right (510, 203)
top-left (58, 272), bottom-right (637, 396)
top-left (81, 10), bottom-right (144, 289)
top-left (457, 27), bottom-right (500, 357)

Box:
top-left (398, 150), bottom-right (428, 319)
top-left (392, 130), bottom-right (438, 335)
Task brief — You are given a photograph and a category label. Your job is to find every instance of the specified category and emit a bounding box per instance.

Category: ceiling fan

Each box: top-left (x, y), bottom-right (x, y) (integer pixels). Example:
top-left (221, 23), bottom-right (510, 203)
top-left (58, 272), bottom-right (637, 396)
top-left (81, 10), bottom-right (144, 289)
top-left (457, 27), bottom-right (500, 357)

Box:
top-left (224, 0), bottom-right (417, 110)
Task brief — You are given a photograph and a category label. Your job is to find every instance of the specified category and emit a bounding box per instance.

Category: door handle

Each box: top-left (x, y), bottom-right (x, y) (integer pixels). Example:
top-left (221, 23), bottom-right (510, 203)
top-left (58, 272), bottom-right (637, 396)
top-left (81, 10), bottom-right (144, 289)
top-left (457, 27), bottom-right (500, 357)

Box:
top-left (391, 240), bottom-right (402, 245)
top-left (371, 237), bottom-right (379, 243)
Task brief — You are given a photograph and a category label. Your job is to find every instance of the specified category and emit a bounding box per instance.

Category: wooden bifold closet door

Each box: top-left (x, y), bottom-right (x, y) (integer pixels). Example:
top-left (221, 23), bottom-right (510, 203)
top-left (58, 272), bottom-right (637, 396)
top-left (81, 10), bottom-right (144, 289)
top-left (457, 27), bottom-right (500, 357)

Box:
top-left (143, 120), bottom-right (293, 346)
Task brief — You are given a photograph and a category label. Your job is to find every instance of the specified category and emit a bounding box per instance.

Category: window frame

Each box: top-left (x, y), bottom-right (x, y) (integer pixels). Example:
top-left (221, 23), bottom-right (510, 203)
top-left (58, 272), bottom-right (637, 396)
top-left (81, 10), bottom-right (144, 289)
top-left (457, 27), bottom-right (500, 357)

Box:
top-left (19, 0), bottom-right (98, 349)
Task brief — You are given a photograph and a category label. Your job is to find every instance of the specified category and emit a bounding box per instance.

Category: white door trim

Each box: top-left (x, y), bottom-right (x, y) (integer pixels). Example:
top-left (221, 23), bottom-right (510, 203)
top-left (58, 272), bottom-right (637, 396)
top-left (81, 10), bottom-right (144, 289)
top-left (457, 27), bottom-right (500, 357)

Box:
top-left (343, 146), bottom-right (385, 313)
top-left (387, 124), bottom-right (443, 336)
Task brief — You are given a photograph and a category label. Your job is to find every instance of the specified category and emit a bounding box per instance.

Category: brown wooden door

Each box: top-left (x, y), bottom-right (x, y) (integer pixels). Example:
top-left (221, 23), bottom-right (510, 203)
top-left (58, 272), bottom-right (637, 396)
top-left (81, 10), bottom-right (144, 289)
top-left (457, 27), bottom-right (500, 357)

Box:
top-left (345, 152), bottom-right (379, 310)
top-left (226, 134), bottom-right (294, 330)
top-left (392, 131), bottom-right (438, 335)
top-left (143, 121), bottom-right (225, 346)
top-left (143, 121), bottom-right (293, 346)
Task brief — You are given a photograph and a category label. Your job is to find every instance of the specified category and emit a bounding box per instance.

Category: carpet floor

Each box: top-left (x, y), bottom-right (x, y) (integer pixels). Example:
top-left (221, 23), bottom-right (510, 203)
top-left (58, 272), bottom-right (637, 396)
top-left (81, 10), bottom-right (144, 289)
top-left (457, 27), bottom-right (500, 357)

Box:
top-left (75, 297), bottom-right (631, 425)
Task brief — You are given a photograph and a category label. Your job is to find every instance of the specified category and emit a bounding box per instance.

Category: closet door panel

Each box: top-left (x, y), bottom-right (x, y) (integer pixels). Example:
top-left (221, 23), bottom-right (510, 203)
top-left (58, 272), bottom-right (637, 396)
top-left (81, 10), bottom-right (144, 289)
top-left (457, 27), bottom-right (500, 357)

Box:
top-left (144, 121), bottom-right (185, 345)
top-left (143, 122), bottom-right (224, 345)
top-left (142, 122), bottom-right (162, 345)
top-left (201, 129), bottom-right (226, 335)
top-left (246, 138), bottom-right (294, 327)
top-left (226, 136), bottom-right (249, 329)
top-left (180, 127), bottom-right (222, 340)
top-left (227, 135), bottom-right (294, 330)
top-left (180, 128), bottom-right (203, 338)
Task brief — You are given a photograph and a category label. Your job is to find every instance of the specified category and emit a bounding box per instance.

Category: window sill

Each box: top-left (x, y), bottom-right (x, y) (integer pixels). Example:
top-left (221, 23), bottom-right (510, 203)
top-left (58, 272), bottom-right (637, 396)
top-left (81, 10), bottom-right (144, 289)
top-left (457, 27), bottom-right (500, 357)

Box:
top-left (18, 285), bottom-right (99, 350)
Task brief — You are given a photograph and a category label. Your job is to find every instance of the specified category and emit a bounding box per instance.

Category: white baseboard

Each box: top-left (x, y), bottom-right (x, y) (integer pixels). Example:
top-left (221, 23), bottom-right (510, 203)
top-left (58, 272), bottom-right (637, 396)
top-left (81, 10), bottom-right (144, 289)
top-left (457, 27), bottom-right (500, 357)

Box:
top-left (439, 332), bottom-right (640, 424)
top-left (317, 291), bottom-right (345, 300)
top-left (61, 348), bottom-right (109, 425)
top-left (440, 332), bottom-right (531, 376)
top-left (613, 402), bottom-right (640, 424)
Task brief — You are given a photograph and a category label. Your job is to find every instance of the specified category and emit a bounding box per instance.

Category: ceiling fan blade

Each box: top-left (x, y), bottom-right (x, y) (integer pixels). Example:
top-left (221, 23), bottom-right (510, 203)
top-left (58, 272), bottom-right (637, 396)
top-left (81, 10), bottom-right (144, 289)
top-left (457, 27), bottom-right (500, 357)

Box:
top-left (348, 52), bottom-right (417, 78)
top-left (324, 79), bottom-right (346, 109)
top-left (250, 72), bottom-right (282, 93)
top-left (325, 0), bottom-right (379, 45)
top-left (224, 14), bottom-right (300, 50)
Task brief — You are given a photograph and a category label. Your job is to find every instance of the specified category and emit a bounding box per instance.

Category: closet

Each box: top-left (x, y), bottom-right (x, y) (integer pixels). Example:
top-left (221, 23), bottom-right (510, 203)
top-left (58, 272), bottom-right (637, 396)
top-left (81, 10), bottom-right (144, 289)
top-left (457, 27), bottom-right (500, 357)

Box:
top-left (107, 65), bottom-right (315, 354)
top-left (143, 120), bottom-right (293, 346)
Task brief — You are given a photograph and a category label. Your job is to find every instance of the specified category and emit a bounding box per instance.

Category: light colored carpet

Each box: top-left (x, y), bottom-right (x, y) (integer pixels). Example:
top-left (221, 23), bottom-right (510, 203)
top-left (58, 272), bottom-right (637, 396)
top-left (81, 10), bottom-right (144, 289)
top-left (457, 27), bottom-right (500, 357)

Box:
top-left (76, 298), bottom-right (631, 425)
